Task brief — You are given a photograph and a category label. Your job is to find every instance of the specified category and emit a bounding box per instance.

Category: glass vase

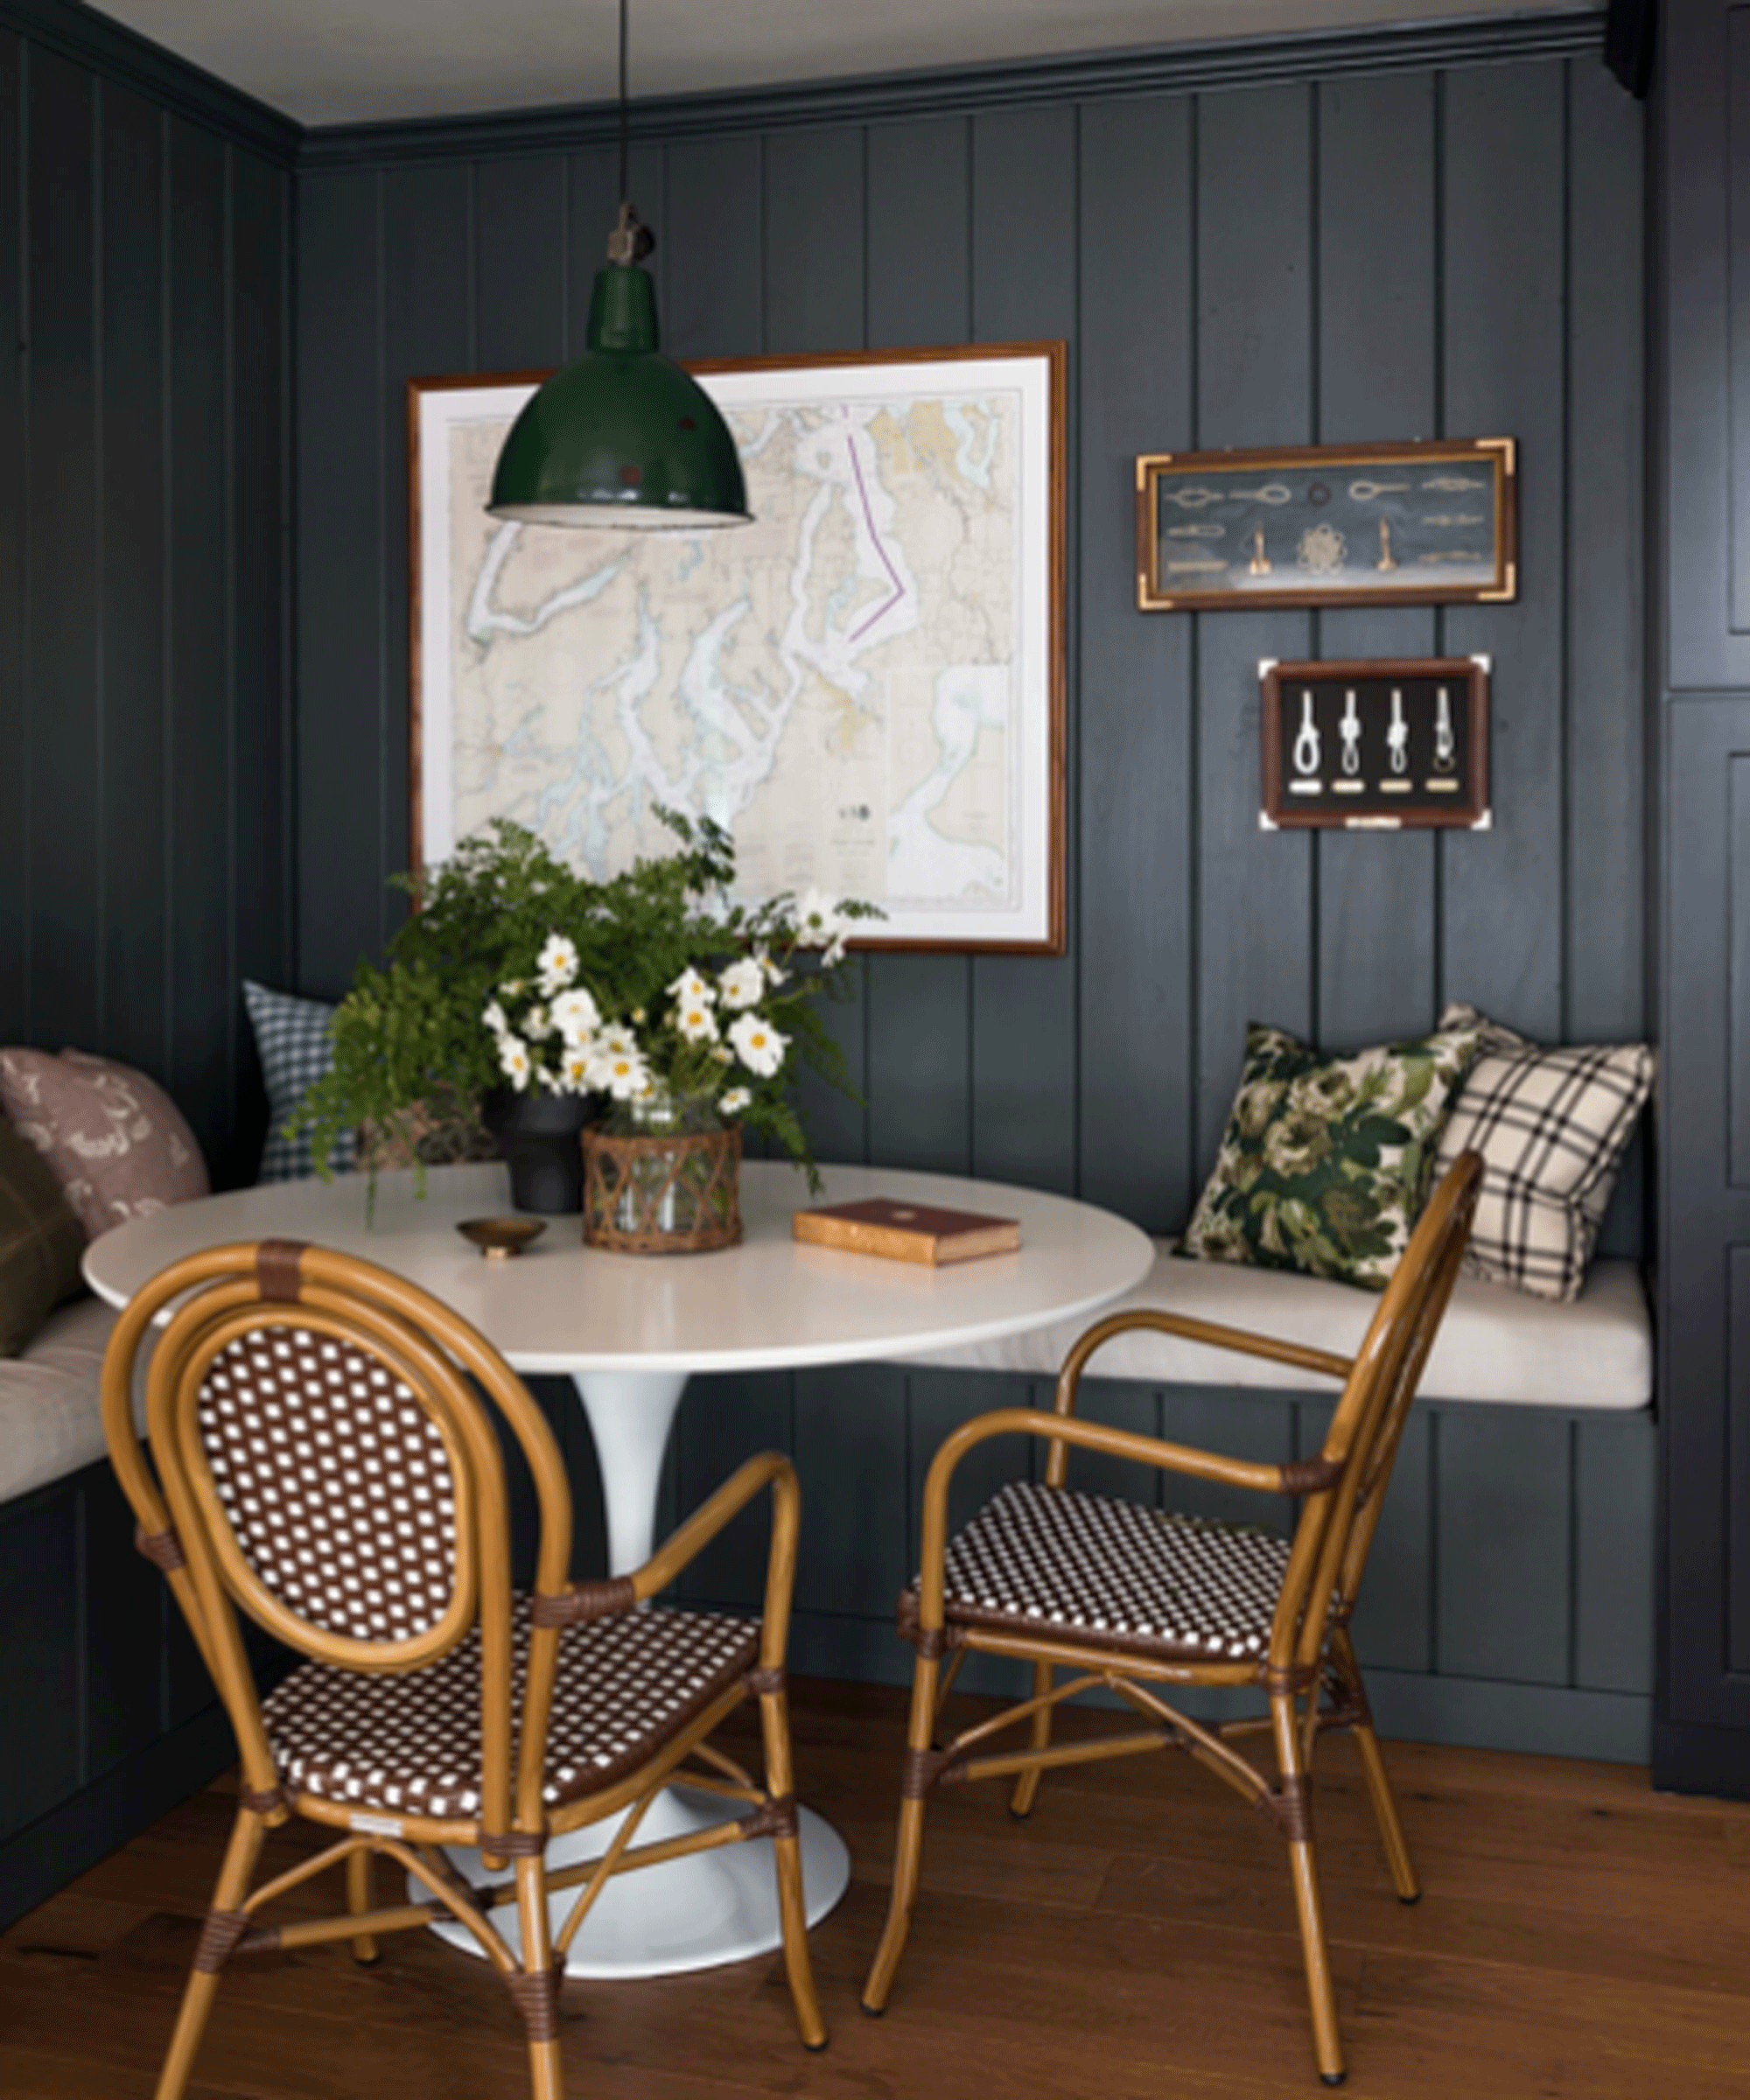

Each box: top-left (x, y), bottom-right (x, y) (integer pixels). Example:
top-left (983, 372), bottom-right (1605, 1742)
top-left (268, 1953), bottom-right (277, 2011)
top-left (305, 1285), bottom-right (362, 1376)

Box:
top-left (582, 1088), bottom-right (742, 1253)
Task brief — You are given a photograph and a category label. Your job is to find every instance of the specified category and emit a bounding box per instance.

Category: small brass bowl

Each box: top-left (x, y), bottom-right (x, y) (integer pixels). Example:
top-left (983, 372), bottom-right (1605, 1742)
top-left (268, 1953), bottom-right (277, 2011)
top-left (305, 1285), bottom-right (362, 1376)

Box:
top-left (457, 1216), bottom-right (547, 1261)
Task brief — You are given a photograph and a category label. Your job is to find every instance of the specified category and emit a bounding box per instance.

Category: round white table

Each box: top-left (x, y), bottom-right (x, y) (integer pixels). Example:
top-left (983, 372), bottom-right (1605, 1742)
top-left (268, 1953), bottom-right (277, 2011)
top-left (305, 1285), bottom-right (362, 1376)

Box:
top-left (85, 1158), bottom-right (1152, 1979)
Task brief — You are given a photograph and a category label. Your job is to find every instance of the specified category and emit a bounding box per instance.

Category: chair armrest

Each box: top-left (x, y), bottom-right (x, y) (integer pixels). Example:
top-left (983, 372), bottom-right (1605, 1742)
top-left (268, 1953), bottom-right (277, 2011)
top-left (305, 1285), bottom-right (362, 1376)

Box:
top-left (531, 1451), bottom-right (802, 1671)
top-left (1054, 1306), bottom-right (1352, 1412)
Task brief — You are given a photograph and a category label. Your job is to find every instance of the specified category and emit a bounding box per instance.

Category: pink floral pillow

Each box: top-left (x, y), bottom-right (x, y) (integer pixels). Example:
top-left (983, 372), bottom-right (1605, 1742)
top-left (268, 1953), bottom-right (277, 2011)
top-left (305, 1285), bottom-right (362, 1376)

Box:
top-left (0, 1048), bottom-right (208, 1240)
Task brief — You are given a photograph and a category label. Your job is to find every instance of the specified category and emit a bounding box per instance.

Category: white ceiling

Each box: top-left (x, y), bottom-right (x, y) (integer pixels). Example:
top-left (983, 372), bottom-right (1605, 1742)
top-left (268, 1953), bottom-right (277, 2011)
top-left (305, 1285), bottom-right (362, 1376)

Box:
top-left (88, 0), bottom-right (1573, 129)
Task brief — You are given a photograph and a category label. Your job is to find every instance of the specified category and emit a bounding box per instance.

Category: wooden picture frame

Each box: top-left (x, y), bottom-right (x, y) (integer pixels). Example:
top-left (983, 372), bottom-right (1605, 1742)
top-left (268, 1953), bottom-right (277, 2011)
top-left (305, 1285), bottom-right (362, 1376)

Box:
top-left (1135, 438), bottom-right (1516, 612)
top-left (409, 341), bottom-right (1067, 955)
top-left (1258, 656), bottom-right (1492, 831)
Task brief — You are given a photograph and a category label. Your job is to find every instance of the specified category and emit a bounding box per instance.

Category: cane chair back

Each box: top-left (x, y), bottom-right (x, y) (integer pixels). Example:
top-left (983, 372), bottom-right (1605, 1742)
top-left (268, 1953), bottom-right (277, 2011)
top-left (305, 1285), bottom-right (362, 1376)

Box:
top-left (866, 1152), bottom-right (1483, 2087)
top-left (101, 1237), bottom-right (824, 2100)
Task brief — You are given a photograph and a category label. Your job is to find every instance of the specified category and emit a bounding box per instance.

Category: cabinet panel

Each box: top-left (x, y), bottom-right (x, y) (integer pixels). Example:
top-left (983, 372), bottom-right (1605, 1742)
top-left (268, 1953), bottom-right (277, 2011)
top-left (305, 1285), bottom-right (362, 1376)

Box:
top-left (1663, 699), bottom-right (1750, 1728)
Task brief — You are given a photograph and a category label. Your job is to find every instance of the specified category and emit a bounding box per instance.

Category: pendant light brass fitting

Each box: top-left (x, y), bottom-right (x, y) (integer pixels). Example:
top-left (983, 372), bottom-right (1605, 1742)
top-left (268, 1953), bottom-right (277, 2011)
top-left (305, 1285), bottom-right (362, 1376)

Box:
top-left (606, 201), bottom-right (655, 266)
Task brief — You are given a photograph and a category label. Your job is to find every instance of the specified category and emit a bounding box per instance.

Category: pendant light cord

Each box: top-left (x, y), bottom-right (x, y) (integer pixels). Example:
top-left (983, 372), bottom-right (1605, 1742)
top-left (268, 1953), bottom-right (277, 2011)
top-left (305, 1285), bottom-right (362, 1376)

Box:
top-left (618, 0), bottom-right (630, 206)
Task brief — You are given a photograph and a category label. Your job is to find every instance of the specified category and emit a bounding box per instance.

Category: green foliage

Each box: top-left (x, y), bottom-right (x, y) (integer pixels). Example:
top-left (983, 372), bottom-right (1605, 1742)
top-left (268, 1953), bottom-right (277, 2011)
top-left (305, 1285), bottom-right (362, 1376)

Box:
top-left (294, 810), bottom-right (869, 1187)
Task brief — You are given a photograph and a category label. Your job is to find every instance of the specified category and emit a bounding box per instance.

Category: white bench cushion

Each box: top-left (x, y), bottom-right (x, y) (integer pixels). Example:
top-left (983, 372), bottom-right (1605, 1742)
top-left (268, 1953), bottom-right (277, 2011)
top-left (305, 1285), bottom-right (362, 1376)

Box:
top-left (900, 1241), bottom-right (1651, 1410)
top-left (0, 1294), bottom-right (122, 1504)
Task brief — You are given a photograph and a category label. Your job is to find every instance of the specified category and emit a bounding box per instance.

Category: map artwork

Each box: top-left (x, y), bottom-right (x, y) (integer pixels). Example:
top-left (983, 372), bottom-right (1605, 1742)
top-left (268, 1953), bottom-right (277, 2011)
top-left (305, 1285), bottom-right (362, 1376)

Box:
top-left (414, 349), bottom-right (1063, 950)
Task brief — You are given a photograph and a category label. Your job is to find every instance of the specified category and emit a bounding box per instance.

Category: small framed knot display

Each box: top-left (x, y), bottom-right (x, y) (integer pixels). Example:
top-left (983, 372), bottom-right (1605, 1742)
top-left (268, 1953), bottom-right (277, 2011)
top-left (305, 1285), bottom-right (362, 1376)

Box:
top-left (1258, 656), bottom-right (1491, 832)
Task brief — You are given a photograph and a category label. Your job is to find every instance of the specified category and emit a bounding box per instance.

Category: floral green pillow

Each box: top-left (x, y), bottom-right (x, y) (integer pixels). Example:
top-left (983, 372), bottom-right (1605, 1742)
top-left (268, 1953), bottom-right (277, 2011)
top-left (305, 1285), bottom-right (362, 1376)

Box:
top-left (1176, 1022), bottom-right (1483, 1291)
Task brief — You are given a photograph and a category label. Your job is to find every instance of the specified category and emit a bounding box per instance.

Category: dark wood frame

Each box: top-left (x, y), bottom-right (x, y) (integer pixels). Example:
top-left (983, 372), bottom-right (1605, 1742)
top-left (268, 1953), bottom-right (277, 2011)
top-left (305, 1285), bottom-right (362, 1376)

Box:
top-left (408, 342), bottom-right (1068, 956)
top-left (1135, 438), bottom-right (1516, 612)
top-left (1258, 655), bottom-right (1491, 831)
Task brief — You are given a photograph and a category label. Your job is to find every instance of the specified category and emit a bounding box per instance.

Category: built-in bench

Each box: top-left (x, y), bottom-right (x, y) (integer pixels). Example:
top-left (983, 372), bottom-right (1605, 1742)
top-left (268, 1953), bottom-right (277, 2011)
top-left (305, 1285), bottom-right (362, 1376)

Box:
top-left (0, 1298), bottom-right (262, 1933)
top-left (905, 1242), bottom-right (1654, 1410)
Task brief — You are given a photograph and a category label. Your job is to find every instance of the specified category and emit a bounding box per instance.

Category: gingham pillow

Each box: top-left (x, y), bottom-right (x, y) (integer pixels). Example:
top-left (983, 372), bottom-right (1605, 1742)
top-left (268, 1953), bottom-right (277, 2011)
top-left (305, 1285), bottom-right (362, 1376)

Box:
top-left (243, 982), bottom-right (354, 1182)
top-left (1432, 1002), bottom-right (1654, 1302)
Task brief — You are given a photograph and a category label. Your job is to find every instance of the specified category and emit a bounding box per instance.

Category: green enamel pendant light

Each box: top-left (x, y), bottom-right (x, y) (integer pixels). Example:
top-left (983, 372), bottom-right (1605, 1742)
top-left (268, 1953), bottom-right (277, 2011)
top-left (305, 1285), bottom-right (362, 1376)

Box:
top-left (487, 0), bottom-right (750, 530)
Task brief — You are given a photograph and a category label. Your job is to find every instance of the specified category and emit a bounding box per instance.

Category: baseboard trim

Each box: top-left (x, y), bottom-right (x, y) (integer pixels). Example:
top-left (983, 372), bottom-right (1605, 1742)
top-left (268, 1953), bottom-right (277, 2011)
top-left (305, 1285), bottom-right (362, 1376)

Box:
top-left (0, 1702), bottom-right (235, 1934)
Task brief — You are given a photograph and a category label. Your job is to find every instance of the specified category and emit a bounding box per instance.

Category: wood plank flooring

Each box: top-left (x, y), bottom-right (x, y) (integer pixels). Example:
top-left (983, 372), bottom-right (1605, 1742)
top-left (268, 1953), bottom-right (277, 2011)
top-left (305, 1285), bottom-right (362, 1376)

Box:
top-left (4, 1676), bottom-right (1750, 2098)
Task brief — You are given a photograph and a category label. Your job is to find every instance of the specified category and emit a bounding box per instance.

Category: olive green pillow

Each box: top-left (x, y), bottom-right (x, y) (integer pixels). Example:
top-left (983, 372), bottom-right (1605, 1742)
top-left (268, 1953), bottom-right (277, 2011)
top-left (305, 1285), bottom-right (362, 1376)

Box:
top-left (0, 1116), bottom-right (88, 1355)
top-left (1177, 1022), bottom-right (1483, 1291)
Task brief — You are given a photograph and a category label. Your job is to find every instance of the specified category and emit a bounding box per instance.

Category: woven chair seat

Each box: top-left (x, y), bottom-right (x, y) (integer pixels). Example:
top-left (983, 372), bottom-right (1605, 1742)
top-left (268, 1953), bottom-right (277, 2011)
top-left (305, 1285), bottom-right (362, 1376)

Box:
top-left (905, 1479), bottom-right (1294, 1664)
top-left (262, 1596), bottom-right (759, 1821)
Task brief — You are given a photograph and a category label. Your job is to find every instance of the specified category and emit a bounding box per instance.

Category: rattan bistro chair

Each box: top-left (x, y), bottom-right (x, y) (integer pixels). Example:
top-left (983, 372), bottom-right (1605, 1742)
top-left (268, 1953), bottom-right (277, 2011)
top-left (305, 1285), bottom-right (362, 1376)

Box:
top-left (862, 1152), bottom-right (1483, 2087)
top-left (100, 1237), bottom-right (825, 2100)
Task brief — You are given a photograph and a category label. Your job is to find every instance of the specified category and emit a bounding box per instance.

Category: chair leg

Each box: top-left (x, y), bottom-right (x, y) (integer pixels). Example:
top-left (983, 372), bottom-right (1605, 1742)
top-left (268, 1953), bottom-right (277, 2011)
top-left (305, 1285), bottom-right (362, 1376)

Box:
top-left (155, 1807), bottom-right (267, 2100)
top-left (756, 1676), bottom-right (827, 2051)
top-left (1331, 1632), bottom-right (1419, 1903)
top-left (346, 1844), bottom-right (382, 1964)
top-left (511, 1852), bottom-right (564, 2100)
top-left (861, 1654), bottom-right (940, 2016)
top-left (1009, 1661), bottom-right (1054, 1820)
top-left (1271, 1696), bottom-right (1346, 2089)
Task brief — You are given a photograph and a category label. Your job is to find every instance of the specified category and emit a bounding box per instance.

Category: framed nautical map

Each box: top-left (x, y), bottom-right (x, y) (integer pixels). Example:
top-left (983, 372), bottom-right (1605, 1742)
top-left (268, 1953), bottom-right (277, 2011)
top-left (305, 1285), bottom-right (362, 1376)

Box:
top-left (410, 341), bottom-right (1066, 952)
top-left (1135, 438), bottom-right (1516, 612)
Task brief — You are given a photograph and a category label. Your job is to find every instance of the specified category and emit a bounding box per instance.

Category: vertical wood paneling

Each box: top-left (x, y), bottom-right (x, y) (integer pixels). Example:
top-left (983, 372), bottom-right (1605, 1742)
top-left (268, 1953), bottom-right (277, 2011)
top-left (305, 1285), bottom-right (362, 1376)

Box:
top-left (674, 1370), bottom-right (793, 1607)
top-left (969, 105), bottom-right (1077, 1194)
top-left (26, 51), bottom-right (98, 1054)
top-left (0, 32), bottom-right (20, 1035)
top-left (794, 1362), bottom-right (909, 1620)
top-left (1732, 757), bottom-right (1750, 1187)
top-left (1440, 61), bottom-right (1567, 1039)
top-left (229, 148), bottom-right (290, 1178)
top-left (864, 116), bottom-right (975, 1176)
top-left (763, 124), bottom-right (870, 1166)
top-left (297, 167), bottom-right (383, 994)
top-left (474, 154), bottom-right (566, 373)
top-left (1575, 1413), bottom-right (1655, 1694)
top-left (1194, 84), bottom-right (1315, 1163)
top-left (165, 118), bottom-right (231, 1167)
top-left (1077, 96), bottom-right (1196, 1227)
top-left (382, 164), bottom-right (472, 894)
top-left (1437, 1408), bottom-right (1572, 1684)
top-left (662, 136), bottom-right (762, 360)
top-left (97, 88), bottom-right (167, 1078)
top-left (1733, 1246), bottom-right (1750, 1676)
top-left (0, 1490), bottom-right (78, 1839)
top-left (1314, 71), bottom-right (1439, 1048)
top-left (81, 1468), bottom-right (162, 1779)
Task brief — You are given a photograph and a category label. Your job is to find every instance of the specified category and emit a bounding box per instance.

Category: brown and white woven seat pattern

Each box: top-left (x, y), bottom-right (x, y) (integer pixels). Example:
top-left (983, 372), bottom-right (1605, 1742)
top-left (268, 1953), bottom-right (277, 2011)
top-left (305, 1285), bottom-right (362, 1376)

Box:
top-left (199, 1326), bottom-right (458, 1642)
top-left (262, 1597), bottom-right (760, 1819)
top-left (928, 1480), bottom-right (1293, 1662)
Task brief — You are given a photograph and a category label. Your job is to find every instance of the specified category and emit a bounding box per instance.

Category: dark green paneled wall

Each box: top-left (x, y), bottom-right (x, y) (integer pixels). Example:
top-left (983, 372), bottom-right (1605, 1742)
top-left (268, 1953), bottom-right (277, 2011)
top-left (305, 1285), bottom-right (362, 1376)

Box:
top-left (0, 24), bottom-right (295, 1187)
top-left (293, 46), bottom-right (1647, 1250)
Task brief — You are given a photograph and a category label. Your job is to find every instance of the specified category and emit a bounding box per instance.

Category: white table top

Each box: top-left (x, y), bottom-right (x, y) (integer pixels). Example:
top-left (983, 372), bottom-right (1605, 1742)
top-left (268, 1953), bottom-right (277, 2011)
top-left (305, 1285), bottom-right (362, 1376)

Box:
top-left (82, 1160), bottom-right (1153, 1378)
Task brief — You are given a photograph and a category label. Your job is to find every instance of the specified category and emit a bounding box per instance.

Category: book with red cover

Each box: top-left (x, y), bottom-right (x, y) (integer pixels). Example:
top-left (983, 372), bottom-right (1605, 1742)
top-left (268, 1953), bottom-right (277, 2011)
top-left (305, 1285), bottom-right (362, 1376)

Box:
top-left (792, 1196), bottom-right (1021, 1265)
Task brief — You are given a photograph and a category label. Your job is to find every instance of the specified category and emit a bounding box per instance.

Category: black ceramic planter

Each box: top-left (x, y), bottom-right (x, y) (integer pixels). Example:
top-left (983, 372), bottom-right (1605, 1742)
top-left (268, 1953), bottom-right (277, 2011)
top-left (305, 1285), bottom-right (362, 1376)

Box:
top-left (480, 1088), bottom-right (592, 1214)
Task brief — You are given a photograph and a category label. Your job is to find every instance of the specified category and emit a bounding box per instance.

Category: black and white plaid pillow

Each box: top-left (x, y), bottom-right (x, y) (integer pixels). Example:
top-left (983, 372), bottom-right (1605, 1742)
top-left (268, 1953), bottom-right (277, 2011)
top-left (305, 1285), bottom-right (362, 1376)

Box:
top-left (243, 981), bottom-right (354, 1183)
top-left (1432, 1002), bottom-right (1654, 1302)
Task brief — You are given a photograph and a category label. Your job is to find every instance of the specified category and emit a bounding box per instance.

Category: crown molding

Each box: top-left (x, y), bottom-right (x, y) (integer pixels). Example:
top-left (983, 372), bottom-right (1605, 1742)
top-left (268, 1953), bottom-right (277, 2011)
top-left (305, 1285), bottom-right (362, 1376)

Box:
top-left (0, 0), bottom-right (299, 162)
top-left (299, 7), bottom-right (1606, 172)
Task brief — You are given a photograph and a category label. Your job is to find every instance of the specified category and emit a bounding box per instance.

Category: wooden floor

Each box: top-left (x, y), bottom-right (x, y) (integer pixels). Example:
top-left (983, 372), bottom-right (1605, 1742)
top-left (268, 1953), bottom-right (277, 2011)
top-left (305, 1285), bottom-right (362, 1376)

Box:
top-left (5, 1676), bottom-right (1750, 2098)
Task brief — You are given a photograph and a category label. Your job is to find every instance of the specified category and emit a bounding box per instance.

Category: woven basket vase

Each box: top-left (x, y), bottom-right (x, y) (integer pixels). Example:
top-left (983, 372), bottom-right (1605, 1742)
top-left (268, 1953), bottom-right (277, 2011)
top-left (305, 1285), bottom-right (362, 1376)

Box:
top-left (581, 1117), bottom-right (743, 1253)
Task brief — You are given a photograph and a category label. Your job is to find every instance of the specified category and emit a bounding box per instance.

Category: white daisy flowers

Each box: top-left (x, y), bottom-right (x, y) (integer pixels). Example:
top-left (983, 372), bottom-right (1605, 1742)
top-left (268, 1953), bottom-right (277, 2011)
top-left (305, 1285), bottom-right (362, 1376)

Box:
top-left (498, 1036), bottom-right (533, 1090)
top-left (482, 999), bottom-right (508, 1036)
top-left (666, 966), bottom-right (716, 1009)
top-left (793, 889), bottom-right (851, 968)
top-left (550, 986), bottom-right (602, 1041)
top-left (729, 1011), bottom-right (788, 1078)
top-left (559, 1047), bottom-right (592, 1093)
top-left (537, 934), bottom-right (579, 990)
top-left (589, 1039), bottom-right (650, 1101)
top-left (674, 998), bottom-right (719, 1044)
top-left (719, 1087), bottom-right (752, 1116)
top-left (718, 956), bottom-right (765, 1010)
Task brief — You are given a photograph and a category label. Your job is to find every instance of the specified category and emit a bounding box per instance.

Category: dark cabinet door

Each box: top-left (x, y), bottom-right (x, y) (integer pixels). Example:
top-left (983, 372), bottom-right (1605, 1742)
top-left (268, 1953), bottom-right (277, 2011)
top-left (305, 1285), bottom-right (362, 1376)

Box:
top-left (1662, 703), bottom-right (1750, 1752)
top-left (1664, 0), bottom-right (1750, 688)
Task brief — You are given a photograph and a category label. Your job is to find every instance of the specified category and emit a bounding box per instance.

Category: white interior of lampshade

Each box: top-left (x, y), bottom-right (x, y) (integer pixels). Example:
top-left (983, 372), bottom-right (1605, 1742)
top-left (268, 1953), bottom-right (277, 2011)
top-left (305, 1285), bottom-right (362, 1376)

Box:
top-left (486, 502), bottom-right (752, 530)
